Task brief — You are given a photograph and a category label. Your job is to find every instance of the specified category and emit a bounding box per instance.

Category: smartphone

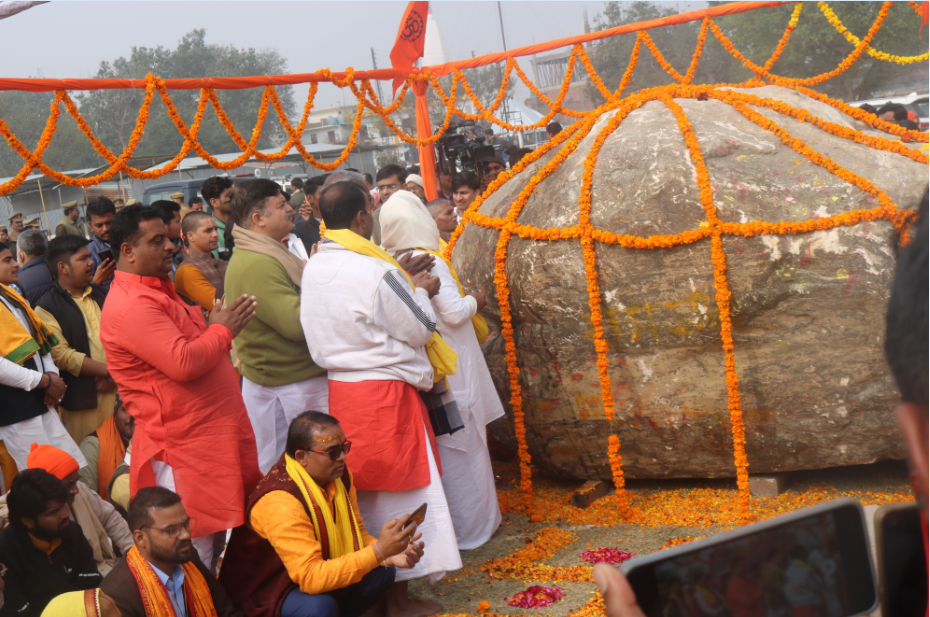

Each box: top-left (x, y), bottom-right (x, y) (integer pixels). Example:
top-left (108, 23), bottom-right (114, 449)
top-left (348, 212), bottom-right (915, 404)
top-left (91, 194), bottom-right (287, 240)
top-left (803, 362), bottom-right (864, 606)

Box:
top-left (875, 502), bottom-right (927, 617)
top-left (403, 502), bottom-right (428, 530)
top-left (96, 249), bottom-right (114, 263)
top-left (621, 498), bottom-right (877, 617)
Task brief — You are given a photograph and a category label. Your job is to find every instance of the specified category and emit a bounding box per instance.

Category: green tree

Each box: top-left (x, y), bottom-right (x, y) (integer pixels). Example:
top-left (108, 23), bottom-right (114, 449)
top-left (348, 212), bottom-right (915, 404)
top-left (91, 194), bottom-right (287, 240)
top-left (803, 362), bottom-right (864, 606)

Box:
top-left (77, 29), bottom-right (295, 157)
top-left (0, 91), bottom-right (103, 178)
top-left (711, 1), bottom-right (928, 101)
top-left (586, 1), bottom-right (927, 104)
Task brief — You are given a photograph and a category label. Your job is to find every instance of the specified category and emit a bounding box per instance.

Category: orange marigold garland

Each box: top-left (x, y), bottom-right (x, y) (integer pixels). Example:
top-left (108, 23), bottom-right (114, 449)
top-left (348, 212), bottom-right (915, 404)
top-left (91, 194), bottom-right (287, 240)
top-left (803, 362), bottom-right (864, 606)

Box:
top-left (662, 94), bottom-right (751, 519)
top-left (0, 3), bottom-right (924, 535)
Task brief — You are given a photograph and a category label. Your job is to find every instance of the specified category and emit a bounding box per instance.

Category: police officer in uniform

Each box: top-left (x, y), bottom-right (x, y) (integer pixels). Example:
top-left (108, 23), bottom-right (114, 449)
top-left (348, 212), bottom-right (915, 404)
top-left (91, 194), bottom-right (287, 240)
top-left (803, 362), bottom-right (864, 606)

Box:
top-left (54, 201), bottom-right (87, 238)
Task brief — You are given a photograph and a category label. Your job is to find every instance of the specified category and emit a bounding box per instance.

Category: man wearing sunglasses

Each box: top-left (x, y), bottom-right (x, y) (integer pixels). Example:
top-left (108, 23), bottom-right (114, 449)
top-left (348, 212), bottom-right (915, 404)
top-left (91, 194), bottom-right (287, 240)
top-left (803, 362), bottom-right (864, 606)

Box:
top-left (221, 411), bottom-right (426, 617)
top-left (101, 486), bottom-right (242, 617)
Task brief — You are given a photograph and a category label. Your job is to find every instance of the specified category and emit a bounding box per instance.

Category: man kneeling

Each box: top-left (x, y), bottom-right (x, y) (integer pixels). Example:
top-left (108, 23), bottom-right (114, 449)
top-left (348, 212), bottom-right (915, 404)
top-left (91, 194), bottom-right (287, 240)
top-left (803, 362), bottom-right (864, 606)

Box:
top-left (221, 411), bottom-right (425, 617)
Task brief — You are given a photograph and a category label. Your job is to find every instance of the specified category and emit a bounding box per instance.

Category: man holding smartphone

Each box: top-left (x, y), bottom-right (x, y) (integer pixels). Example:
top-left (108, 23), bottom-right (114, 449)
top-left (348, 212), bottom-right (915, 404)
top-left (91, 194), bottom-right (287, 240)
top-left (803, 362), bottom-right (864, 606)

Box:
top-left (596, 194), bottom-right (928, 617)
top-left (86, 197), bottom-right (118, 291)
top-left (221, 412), bottom-right (425, 617)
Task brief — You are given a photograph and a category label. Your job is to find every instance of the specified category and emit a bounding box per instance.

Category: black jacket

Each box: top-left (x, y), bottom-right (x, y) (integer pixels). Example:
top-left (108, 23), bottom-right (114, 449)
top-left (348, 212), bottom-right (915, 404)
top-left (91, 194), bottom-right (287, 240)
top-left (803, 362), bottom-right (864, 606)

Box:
top-left (294, 217), bottom-right (322, 255)
top-left (0, 523), bottom-right (102, 617)
top-left (17, 256), bottom-right (54, 307)
top-left (35, 282), bottom-right (107, 411)
top-left (0, 290), bottom-right (47, 427)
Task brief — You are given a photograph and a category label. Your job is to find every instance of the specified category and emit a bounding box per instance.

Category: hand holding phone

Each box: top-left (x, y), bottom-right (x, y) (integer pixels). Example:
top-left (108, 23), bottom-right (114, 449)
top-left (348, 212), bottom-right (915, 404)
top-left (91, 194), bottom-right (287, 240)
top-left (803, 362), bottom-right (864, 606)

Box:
top-left (93, 256), bottom-right (116, 286)
top-left (377, 504), bottom-right (426, 562)
top-left (620, 499), bottom-right (877, 617)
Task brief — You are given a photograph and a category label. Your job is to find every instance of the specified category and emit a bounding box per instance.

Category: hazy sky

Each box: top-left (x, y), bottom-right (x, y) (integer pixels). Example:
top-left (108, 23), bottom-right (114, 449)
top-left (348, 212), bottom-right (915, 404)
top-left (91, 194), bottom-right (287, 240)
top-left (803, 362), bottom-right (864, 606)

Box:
top-left (0, 1), bottom-right (704, 109)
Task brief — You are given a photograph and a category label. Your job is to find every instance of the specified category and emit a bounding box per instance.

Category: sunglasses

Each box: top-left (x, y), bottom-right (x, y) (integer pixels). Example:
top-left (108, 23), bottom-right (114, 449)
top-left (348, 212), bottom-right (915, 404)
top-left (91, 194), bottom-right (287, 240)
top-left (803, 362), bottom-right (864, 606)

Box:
top-left (305, 440), bottom-right (352, 461)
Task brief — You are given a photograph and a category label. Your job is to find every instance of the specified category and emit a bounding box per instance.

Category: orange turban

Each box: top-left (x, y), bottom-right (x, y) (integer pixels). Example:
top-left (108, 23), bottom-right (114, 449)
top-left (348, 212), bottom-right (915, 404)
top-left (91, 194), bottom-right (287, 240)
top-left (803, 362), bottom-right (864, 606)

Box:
top-left (27, 442), bottom-right (79, 480)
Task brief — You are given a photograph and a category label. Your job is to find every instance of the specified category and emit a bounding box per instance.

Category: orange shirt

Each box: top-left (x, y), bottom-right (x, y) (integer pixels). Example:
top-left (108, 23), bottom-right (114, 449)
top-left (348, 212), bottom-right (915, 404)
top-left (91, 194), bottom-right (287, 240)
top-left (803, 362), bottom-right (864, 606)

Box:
top-left (250, 477), bottom-right (380, 596)
top-left (174, 264), bottom-right (216, 312)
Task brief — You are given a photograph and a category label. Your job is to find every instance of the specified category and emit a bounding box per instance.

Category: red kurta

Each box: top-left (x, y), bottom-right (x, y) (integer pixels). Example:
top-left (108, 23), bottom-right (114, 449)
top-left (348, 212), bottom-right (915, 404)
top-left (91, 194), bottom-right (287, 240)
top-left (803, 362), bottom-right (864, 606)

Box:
top-left (100, 271), bottom-right (261, 537)
top-left (328, 379), bottom-right (441, 492)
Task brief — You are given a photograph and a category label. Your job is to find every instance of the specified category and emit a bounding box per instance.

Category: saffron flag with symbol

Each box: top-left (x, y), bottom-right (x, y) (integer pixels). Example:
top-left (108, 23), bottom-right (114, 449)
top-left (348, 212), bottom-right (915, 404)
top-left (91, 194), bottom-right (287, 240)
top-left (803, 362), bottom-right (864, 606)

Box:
top-left (389, 1), bottom-right (429, 98)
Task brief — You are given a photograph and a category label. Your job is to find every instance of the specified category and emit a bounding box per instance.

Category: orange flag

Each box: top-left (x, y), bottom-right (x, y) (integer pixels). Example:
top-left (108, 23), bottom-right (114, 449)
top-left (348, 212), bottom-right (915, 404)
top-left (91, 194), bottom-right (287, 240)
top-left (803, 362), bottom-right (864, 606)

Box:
top-left (390, 1), bottom-right (429, 98)
top-left (922, 1), bottom-right (929, 38)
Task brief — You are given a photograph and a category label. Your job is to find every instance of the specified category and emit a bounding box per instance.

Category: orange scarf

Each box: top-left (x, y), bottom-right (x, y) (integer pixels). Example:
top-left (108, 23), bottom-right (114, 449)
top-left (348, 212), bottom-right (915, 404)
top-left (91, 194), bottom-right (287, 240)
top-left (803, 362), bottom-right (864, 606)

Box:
top-left (96, 416), bottom-right (126, 502)
top-left (125, 544), bottom-right (218, 617)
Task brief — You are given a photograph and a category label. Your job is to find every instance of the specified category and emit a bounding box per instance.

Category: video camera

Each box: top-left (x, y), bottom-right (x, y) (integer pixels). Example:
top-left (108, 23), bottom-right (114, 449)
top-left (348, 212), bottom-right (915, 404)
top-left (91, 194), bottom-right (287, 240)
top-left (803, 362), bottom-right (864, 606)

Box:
top-left (437, 119), bottom-right (498, 176)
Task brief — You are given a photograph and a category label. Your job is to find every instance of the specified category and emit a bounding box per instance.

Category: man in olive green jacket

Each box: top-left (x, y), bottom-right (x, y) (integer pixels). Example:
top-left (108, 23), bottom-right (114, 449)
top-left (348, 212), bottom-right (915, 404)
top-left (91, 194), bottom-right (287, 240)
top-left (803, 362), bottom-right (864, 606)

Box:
top-left (55, 202), bottom-right (87, 238)
top-left (224, 179), bottom-right (328, 474)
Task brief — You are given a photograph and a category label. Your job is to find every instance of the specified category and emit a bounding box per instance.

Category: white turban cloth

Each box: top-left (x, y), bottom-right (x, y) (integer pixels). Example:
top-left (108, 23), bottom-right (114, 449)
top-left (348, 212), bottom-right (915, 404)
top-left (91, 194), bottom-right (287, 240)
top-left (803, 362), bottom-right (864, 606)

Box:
top-left (379, 189), bottom-right (441, 255)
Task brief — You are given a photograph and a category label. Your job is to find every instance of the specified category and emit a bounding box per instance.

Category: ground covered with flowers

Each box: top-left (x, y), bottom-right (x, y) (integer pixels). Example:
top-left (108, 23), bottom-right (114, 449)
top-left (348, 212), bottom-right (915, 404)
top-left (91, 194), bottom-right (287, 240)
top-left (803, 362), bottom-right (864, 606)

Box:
top-left (409, 457), bottom-right (911, 617)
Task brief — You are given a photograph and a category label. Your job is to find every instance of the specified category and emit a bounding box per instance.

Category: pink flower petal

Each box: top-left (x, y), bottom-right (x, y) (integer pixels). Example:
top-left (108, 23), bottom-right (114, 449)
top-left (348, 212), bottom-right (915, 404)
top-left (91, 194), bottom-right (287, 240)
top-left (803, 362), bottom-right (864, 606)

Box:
top-left (579, 547), bottom-right (636, 564)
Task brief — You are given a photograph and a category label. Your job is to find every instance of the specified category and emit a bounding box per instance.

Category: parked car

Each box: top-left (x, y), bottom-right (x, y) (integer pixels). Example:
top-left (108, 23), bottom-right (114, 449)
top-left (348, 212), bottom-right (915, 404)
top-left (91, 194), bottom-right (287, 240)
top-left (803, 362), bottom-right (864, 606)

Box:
top-left (849, 92), bottom-right (929, 131)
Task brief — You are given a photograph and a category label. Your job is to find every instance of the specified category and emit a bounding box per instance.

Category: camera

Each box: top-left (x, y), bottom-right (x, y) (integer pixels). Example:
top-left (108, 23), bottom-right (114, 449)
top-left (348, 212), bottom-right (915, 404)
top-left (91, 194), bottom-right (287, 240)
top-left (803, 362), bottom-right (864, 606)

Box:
top-left (437, 119), bottom-right (498, 176)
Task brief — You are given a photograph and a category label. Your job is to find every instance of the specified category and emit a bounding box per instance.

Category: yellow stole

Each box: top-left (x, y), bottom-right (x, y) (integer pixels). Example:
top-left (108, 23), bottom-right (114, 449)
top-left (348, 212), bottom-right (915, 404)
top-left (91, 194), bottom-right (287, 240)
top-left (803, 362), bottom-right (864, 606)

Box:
top-left (284, 454), bottom-right (364, 559)
top-left (125, 544), bottom-right (218, 617)
top-left (418, 248), bottom-right (489, 343)
top-left (0, 284), bottom-right (58, 365)
top-left (323, 228), bottom-right (457, 383)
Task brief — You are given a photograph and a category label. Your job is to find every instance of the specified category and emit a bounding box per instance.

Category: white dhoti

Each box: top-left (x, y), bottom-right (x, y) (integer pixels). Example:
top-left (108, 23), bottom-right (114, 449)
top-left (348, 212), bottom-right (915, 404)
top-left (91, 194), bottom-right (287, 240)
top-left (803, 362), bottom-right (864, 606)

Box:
top-left (437, 420), bottom-right (501, 550)
top-left (242, 374), bottom-right (329, 473)
top-left (356, 428), bottom-right (462, 583)
top-left (0, 411), bottom-right (87, 484)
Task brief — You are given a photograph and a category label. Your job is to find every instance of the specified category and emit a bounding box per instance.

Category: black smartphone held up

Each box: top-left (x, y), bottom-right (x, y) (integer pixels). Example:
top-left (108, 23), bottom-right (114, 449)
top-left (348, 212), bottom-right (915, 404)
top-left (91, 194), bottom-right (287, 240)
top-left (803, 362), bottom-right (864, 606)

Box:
top-left (621, 498), bottom-right (877, 617)
top-left (875, 502), bottom-right (927, 617)
top-left (96, 249), bottom-right (114, 263)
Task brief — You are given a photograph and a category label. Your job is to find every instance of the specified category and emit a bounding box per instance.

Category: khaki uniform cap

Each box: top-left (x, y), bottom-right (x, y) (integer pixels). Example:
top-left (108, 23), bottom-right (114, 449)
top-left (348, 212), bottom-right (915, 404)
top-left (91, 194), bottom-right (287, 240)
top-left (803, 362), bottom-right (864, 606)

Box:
top-left (8, 212), bottom-right (22, 222)
top-left (170, 192), bottom-right (185, 199)
top-left (24, 216), bottom-right (40, 227)
top-left (126, 199), bottom-right (140, 206)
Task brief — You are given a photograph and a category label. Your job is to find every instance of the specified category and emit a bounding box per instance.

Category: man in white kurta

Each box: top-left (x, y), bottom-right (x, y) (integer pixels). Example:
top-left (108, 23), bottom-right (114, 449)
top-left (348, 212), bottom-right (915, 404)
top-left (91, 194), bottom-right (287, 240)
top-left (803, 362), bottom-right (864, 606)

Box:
top-left (380, 191), bottom-right (504, 550)
top-left (300, 178), bottom-right (460, 617)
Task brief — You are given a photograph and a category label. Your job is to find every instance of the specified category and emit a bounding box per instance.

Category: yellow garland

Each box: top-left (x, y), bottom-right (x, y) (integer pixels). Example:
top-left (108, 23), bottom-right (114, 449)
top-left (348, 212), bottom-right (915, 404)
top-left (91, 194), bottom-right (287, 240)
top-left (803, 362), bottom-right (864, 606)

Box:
top-left (818, 1), bottom-right (929, 64)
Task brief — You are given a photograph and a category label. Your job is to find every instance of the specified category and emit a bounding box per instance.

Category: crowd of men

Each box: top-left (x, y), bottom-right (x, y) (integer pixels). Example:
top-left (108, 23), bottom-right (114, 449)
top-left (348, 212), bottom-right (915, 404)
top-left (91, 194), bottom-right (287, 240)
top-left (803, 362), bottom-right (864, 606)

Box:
top-left (0, 156), bottom-right (515, 617)
top-left (0, 121), bottom-right (926, 617)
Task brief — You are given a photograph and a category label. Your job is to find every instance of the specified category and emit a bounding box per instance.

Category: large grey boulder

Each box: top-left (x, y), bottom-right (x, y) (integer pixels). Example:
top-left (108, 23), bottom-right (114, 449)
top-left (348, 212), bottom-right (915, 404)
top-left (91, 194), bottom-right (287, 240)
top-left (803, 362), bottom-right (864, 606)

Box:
top-left (451, 85), bottom-right (926, 480)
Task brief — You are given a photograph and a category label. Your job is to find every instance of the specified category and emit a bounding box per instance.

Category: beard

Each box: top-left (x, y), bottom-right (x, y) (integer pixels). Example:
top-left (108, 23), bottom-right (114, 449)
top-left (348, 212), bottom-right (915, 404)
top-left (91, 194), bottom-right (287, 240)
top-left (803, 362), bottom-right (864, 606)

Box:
top-left (31, 519), bottom-right (68, 540)
top-left (149, 539), bottom-right (193, 565)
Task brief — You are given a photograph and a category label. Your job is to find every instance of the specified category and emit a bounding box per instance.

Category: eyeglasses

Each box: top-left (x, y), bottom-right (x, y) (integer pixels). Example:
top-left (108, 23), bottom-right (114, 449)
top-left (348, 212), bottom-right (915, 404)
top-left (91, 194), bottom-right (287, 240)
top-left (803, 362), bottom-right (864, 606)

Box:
top-left (305, 440), bottom-right (352, 461)
top-left (377, 183), bottom-right (400, 192)
top-left (143, 517), bottom-right (196, 539)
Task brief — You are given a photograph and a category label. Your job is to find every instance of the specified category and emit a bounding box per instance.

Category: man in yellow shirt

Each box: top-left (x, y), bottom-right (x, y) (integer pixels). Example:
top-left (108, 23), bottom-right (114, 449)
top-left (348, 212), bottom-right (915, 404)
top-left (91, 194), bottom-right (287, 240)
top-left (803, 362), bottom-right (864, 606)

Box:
top-left (174, 211), bottom-right (227, 311)
top-left (220, 412), bottom-right (426, 617)
top-left (34, 235), bottom-right (116, 443)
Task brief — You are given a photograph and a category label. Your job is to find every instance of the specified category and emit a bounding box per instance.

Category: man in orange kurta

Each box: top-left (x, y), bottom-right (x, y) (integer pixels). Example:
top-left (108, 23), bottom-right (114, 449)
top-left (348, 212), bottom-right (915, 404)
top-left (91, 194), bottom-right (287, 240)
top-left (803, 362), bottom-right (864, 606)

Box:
top-left (99, 204), bottom-right (261, 572)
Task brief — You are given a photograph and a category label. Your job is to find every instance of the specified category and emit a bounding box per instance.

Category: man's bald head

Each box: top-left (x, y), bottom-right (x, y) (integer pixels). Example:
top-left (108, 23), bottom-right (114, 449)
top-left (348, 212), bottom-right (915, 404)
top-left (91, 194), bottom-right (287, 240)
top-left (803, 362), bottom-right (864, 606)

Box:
top-left (323, 170), bottom-right (368, 194)
top-left (320, 181), bottom-right (370, 231)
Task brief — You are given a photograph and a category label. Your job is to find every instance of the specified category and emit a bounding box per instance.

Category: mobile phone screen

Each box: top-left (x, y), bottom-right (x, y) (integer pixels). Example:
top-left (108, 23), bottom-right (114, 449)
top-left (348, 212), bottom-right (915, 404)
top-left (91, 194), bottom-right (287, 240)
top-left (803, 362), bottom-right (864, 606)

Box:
top-left (627, 504), bottom-right (875, 617)
top-left (97, 249), bottom-right (114, 262)
top-left (879, 505), bottom-right (927, 617)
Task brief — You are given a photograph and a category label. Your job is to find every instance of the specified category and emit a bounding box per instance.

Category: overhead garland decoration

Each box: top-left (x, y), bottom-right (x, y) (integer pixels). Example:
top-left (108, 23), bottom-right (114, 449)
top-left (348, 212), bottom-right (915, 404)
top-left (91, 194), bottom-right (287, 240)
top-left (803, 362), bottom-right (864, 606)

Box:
top-left (441, 0), bottom-right (926, 523)
top-left (0, 1), bottom-right (925, 524)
